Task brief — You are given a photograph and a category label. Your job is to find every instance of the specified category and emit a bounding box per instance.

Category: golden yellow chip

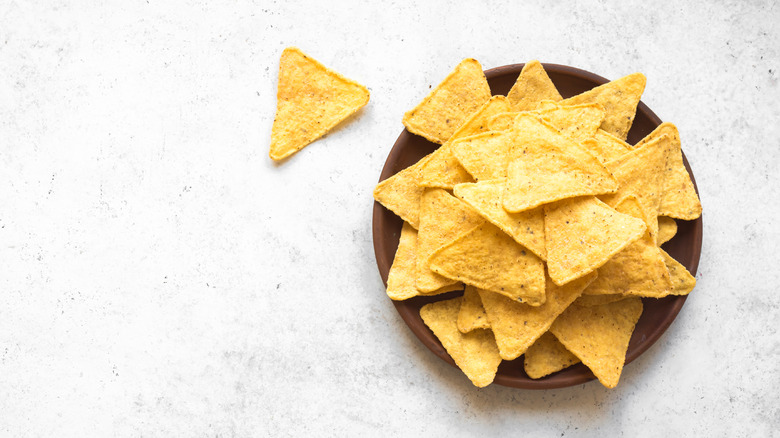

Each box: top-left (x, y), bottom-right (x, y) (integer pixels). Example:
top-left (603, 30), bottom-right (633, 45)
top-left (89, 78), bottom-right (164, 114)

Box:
top-left (419, 96), bottom-right (510, 189)
top-left (544, 196), bottom-right (647, 286)
top-left (486, 112), bottom-right (518, 131)
top-left (635, 123), bottom-right (702, 220)
top-left (372, 154), bottom-right (432, 229)
top-left (524, 332), bottom-right (580, 379)
top-left (458, 286), bottom-right (490, 333)
top-left (502, 114), bottom-right (618, 213)
top-left (582, 129), bottom-right (633, 163)
top-left (550, 296), bottom-right (643, 388)
top-left (453, 180), bottom-right (546, 260)
top-left (507, 60), bottom-right (563, 111)
top-left (574, 294), bottom-right (627, 307)
top-left (270, 47), bottom-right (370, 160)
top-left (420, 297), bottom-right (502, 388)
top-left (429, 222), bottom-right (546, 305)
top-left (660, 249), bottom-right (696, 295)
top-left (416, 189), bottom-right (485, 292)
top-left (657, 216), bottom-right (678, 245)
top-left (583, 196), bottom-right (672, 298)
top-left (479, 272), bottom-right (596, 360)
top-left (450, 132), bottom-right (512, 181)
top-left (560, 73), bottom-right (646, 140)
top-left (386, 222), bottom-right (464, 300)
top-left (403, 59), bottom-right (492, 144)
top-left (537, 103), bottom-right (606, 143)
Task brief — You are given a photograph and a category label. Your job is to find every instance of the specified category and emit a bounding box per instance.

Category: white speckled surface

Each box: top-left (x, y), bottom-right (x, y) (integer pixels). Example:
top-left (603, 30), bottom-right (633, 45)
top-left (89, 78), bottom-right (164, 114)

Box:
top-left (1, 1), bottom-right (779, 436)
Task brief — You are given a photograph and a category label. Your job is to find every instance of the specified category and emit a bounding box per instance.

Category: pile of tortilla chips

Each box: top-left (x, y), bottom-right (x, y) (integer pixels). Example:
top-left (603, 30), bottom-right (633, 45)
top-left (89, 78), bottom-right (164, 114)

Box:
top-left (375, 59), bottom-right (701, 389)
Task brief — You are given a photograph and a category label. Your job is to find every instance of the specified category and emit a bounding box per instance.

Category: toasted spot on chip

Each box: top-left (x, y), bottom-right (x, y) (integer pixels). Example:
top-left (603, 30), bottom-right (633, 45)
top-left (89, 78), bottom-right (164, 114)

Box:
top-left (373, 154), bottom-right (432, 229)
top-left (524, 332), bottom-right (580, 379)
top-left (386, 222), bottom-right (463, 300)
top-left (450, 131), bottom-right (513, 181)
top-left (560, 72), bottom-right (646, 140)
top-left (479, 272), bottom-right (596, 361)
top-left (635, 123), bottom-right (702, 220)
top-left (551, 296), bottom-right (644, 388)
top-left (270, 47), bottom-right (370, 160)
top-left (454, 180), bottom-right (546, 260)
top-left (660, 249), bottom-right (696, 295)
top-left (544, 196), bottom-right (647, 286)
top-left (502, 114), bottom-right (618, 213)
top-left (507, 60), bottom-right (563, 111)
top-left (429, 222), bottom-right (546, 305)
top-left (657, 216), bottom-right (678, 245)
top-left (403, 59), bottom-right (492, 144)
top-left (458, 286), bottom-right (490, 333)
top-left (420, 297), bottom-right (502, 388)
top-left (416, 189), bottom-right (485, 292)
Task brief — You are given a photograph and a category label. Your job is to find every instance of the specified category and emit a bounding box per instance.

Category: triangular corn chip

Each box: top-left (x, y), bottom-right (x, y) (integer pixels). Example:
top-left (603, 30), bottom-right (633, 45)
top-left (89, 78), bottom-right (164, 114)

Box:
top-left (479, 272), bottom-right (596, 360)
top-left (635, 123), bottom-right (702, 220)
top-left (583, 129), bottom-right (633, 163)
top-left (574, 294), bottom-right (627, 307)
top-left (450, 132), bottom-right (513, 181)
top-left (544, 196), bottom-right (647, 286)
top-left (420, 297), bottom-right (502, 388)
top-left (487, 112), bottom-right (518, 131)
top-left (660, 249), bottom-right (696, 295)
top-left (537, 103), bottom-right (606, 143)
top-left (507, 60), bottom-right (563, 111)
top-left (429, 222), bottom-right (546, 305)
top-left (551, 296), bottom-right (644, 388)
top-left (386, 222), bottom-right (464, 300)
top-left (503, 115), bottom-right (618, 213)
top-left (657, 216), bottom-right (678, 245)
top-left (270, 47), bottom-right (370, 160)
top-left (403, 59), bottom-right (492, 144)
top-left (373, 154), bottom-right (432, 229)
top-left (524, 332), bottom-right (580, 379)
top-left (419, 96), bottom-right (510, 188)
top-left (453, 180), bottom-right (546, 260)
top-left (458, 286), bottom-right (490, 333)
top-left (560, 73), bottom-right (646, 140)
top-left (416, 189), bottom-right (484, 292)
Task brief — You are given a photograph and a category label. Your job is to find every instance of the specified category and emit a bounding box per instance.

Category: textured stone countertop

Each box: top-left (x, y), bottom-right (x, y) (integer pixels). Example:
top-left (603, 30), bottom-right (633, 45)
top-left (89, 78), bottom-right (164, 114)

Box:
top-left (1, 1), bottom-right (778, 436)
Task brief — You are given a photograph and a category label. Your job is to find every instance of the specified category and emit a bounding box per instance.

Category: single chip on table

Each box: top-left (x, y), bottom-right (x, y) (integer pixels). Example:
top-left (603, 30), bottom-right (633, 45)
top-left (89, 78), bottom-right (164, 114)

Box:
top-left (386, 222), bottom-right (463, 300)
top-left (372, 154), bottom-right (432, 229)
top-left (403, 58), bottom-right (492, 144)
top-left (420, 297), bottom-right (503, 388)
top-left (270, 47), bottom-right (370, 160)
top-left (559, 72), bottom-right (646, 140)
top-left (524, 332), bottom-right (581, 379)
top-left (419, 96), bottom-right (510, 189)
top-left (582, 196), bottom-right (672, 298)
top-left (657, 216), bottom-right (678, 245)
top-left (458, 286), bottom-right (490, 333)
top-left (502, 114), bottom-right (618, 213)
top-left (478, 272), bottom-right (596, 361)
top-left (429, 222), bottom-right (546, 305)
top-left (416, 189), bottom-right (485, 292)
top-left (507, 60), bottom-right (563, 111)
top-left (453, 180), bottom-right (546, 260)
top-left (660, 249), bottom-right (697, 295)
top-left (550, 296), bottom-right (644, 389)
top-left (544, 196), bottom-right (647, 286)
top-left (450, 131), bottom-right (513, 181)
top-left (634, 123), bottom-right (702, 220)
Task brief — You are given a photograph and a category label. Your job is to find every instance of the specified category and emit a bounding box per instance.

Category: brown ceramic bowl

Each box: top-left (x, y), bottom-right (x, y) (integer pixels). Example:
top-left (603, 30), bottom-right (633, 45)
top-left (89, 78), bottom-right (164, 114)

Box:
top-left (372, 63), bottom-right (703, 389)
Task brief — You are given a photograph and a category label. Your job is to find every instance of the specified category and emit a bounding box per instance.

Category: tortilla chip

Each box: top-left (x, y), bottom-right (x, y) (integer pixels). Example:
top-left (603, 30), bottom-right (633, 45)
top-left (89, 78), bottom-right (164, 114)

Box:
top-left (660, 249), bottom-right (696, 295)
top-left (583, 129), bottom-right (633, 163)
top-left (550, 296), bottom-right (643, 388)
top-left (416, 189), bottom-right (485, 292)
top-left (560, 73), bottom-right (646, 140)
top-left (419, 96), bottom-right (510, 188)
top-left (420, 297), bottom-right (502, 388)
top-left (453, 180), bottom-right (546, 260)
top-left (574, 294), bottom-right (627, 307)
top-left (373, 154), bottom-right (432, 229)
top-left (583, 196), bottom-right (672, 298)
top-left (544, 196), bottom-right (647, 286)
top-left (487, 112), bottom-right (518, 131)
top-left (429, 222), bottom-right (546, 305)
top-left (657, 216), bottom-right (678, 245)
top-left (502, 114), bottom-right (618, 213)
top-left (634, 123), bottom-right (702, 220)
top-left (458, 286), bottom-right (490, 332)
top-left (537, 103), bottom-right (606, 143)
top-left (479, 272), bottom-right (596, 360)
top-left (507, 60), bottom-right (563, 111)
top-left (386, 222), bottom-right (463, 300)
top-left (270, 47), bottom-right (370, 160)
top-left (403, 59), bottom-right (492, 144)
top-left (450, 132), bottom-right (513, 181)
top-left (524, 332), bottom-right (580, 379)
